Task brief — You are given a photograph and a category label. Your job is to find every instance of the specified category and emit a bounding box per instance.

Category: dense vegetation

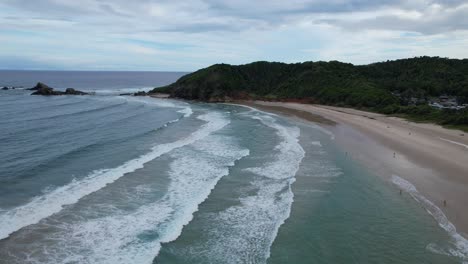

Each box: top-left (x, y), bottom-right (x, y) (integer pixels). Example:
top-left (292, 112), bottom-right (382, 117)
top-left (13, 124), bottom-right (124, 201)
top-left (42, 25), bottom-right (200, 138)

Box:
top-left (151, 57), bottom-right (468, 129)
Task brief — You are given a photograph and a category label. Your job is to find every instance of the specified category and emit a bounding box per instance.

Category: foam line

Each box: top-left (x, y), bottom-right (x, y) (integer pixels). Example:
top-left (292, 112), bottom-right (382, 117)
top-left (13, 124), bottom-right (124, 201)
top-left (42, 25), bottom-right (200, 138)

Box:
top-left (222, 103), bottom-right (279, 117)
top-left (192, 114), bottom-right (304, 263)
top-left (228, 103), bottom-right (336, 140)
top-left (247, 115), bottom-right (305, 260)
top-left (0, 112), bottom-right (228, 241)
top-left (177, 107), bottom-right (193, 118)
top-left (439, 137), bottom-right (468, 149)
top-left (86, 87), bottom-right (155, 95)
top-left (391, 175), bottom-right (468, 261)
top-left (21, 135), bottom-right (249, 264)
top-left (124, 96), bottom-right (193, 118)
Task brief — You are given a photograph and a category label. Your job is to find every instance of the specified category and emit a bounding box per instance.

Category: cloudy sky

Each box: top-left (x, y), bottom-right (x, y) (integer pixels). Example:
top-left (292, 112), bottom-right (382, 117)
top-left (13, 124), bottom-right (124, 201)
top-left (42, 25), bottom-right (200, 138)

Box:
top-left (1, 0), bottom-right (467, 71)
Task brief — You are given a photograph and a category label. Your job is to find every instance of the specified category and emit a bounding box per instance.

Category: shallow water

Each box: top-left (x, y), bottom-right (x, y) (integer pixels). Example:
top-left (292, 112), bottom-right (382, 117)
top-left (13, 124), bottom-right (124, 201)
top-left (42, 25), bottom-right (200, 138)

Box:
top-left (0, 71), bottom-right (466, 263)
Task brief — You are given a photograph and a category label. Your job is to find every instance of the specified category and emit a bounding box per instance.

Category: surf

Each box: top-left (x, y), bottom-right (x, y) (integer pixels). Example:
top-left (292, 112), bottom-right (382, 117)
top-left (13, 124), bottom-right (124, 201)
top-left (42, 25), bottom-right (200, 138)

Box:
top-left (391, 175), bottom-right (468, 262)
top-left (2, 134), bottom-right (249, 264)
top-left (174, 113), bottom-right (305, 263)
top-left (0, 112), bottom-right (227, 241)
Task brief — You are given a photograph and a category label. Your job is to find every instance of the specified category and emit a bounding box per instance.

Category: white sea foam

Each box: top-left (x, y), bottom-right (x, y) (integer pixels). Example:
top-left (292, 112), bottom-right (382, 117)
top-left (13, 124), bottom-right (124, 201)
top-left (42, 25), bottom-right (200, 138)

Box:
top-left (24, 135), bottom-right (249, 264)
top-left (223, 103), bottom-right (279, 117)
top-left (124, 96), bottom-right (193, 118)
top-left (123, 96), bottom-right (177, 108)
top-left (177, 107), bottom-right (193, 118)
top-left (226, 102), bottom-right (336, 141)
top-left (311, 141), bottom-right (322, 146)
top-left (0, 112), bottom-right (228, 241)
top-left (189, 114), bottom-right (305, 263)
top-left (439, 137), bottom-right (468, 149)
top-left (246, 115), bottom-right (304, 180)
top-left (87, 87), bottom-right (155, 96)
top-left (247, 115), bottom-right (305, 261)
top-left (160, 118), bottom-right (180, 128)
top-left (391, 175), bottom-right (468, 261)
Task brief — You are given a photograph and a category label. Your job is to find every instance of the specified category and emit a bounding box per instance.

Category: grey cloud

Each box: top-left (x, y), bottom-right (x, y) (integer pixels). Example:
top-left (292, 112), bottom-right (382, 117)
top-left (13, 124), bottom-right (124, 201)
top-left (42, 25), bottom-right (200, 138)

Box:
top-left (1, 0), bottom-right (468, 35)
top-left (159, 22), bottom-right (246, 33)
top-left (323, 3), bottom-right (468, 34)
top-left (98, 3), bottom-right (131, 17)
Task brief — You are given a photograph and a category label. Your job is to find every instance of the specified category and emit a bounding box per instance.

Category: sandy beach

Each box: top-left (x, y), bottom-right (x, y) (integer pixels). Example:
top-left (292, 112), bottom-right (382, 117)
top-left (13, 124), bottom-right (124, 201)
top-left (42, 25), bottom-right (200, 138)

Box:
top-left (239, 101), bottom-right (468, 237)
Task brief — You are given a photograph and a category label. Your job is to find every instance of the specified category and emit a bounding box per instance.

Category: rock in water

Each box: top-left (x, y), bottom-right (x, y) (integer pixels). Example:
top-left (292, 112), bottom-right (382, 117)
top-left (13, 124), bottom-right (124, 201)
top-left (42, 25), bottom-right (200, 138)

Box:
top-left (1, 87), bottom-right (8, 90)
top-left (28, 82), bottom-right (53, 91)
top-left (65, 88), bottom-right (88, 95)
top-left (31, 86), bottom-right (62, 95)
top-left (133, 91), bottom-right (147, 96)
top-left (30, 82), bottom-right (88, 96)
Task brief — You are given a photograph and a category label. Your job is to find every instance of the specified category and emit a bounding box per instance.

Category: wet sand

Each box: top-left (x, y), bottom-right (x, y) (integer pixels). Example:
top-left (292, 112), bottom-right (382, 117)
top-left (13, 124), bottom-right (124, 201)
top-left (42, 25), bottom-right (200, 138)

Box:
top-left (238, 101), bottom-right (468, 237)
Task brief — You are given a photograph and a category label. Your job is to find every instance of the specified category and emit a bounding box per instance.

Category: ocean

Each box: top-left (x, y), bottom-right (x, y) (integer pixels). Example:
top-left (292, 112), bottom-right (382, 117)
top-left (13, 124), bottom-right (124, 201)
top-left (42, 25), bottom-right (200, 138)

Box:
top-left (0, 71), bottom-right (466, 263)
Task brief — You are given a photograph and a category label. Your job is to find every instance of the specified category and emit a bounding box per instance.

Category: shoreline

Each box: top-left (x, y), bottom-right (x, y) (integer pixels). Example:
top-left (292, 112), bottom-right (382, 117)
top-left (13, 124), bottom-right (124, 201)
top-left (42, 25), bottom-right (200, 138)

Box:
top-left (237, 100), bottom-right (468, 239)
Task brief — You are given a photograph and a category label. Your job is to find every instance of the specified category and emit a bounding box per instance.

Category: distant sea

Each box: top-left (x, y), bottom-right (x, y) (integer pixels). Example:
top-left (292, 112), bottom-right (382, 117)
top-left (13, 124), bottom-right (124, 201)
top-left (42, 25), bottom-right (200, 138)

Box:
top-left (0, 71), bottom-right (465, 263)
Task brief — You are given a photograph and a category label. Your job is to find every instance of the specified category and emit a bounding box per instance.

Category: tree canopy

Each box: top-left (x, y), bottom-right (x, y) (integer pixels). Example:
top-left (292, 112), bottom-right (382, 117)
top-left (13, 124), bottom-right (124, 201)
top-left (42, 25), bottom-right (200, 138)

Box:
top-left (151, 56), bottom-right (468, 129)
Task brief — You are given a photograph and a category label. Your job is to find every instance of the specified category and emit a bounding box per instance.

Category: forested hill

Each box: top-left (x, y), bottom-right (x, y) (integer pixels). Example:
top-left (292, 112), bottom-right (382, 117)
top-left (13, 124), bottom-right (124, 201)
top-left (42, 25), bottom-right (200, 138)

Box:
top-left (150, 57), bottom-right (468, 129)
top-left (151, 56), bottom-right (468, 107)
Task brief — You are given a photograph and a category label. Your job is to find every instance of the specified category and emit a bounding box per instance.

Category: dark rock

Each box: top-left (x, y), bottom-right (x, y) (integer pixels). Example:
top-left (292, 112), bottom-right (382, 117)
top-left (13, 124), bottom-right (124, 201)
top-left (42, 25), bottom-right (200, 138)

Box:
top-left (28, 82), bottom-right (53, 91)
top-left (31, 86), bottom-right (63, 95)
top-left (1, 86), bottom-right (8, 90)
top-left (30, 82), bottom-right (88, 96)
top-left (119, 93), bottom-right (133, 96)
top-left (65, 88), bottom-right (88, 95)
top-left (133, 91), bottom-right (147, 96)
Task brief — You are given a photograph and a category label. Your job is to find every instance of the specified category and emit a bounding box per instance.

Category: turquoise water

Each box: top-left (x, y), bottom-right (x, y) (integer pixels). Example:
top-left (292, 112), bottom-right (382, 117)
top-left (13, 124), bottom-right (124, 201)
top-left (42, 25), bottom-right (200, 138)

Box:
top-left (269, 131), bottom-right (458, 264)
top-left (0, 72), bottom-right (466, 263)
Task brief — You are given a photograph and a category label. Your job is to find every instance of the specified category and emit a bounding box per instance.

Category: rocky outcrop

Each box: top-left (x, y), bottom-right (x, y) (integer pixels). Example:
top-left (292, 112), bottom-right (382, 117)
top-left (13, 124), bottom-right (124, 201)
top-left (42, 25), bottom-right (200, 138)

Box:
top-left (118, 91), bottom-right (147, 96)
top-left (31, 85), bottom-right (63, 95)
top-left (133, 91), bottom-right (147, 96)
top-left (30, 82), bottom-right (88, 96)
top-left (2, 86), bottom-right (21, 90)
top-left (28, 82), bottom-right (53, 91)
top-left (64, 88), bottom-right (88, 95)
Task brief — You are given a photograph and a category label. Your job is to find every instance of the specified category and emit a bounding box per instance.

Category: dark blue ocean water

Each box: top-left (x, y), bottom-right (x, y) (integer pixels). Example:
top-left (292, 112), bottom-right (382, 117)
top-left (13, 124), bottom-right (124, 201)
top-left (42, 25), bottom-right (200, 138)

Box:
top-left (0, 71), bottom-right (466, 263)
top-left (0, 70), bottom-right (186, 91)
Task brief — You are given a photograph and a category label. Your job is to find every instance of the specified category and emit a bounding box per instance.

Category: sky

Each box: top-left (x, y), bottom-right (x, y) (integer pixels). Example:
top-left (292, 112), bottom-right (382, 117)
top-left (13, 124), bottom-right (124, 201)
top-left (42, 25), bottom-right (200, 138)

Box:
top-left (0, 0), bottom-right (467, 71)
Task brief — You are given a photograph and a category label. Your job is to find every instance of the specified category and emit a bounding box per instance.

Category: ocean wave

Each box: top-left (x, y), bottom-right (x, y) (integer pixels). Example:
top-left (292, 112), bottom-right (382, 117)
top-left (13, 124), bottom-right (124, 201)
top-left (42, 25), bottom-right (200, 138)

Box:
top-left (0, 101), bottom-right (129, 124)
top-left (7, 99), bottom-right (88, 116)
top-left (0, 112), bottom-right (229, 241)
top-left (246, 115), bottom-right (305, 180)
top-left (222, 103), bottom-right (279, 117)
top-left (124, 96), bottom-right (193, 118)
top-left (11, 101), bottom-right (145, 137)
top-left (0, 104), bottom-right (152, 161)
top-left (232, 103), bottom-right (336, 141)
top-left (185, 114), bottom-right (305, 263)
top-left (85, 87), bottom-right (155, 96)
top-left (391, 175), bottom-right (468, 262)
top-left (122, 96), bottom-right (177, 108)
top-left (244, 115), bottom-right (305, 261)
top-left (4, 114), bottom-right (171, 174)
top-left (177, 107), bottom-right (193, 118)
top-left (13, 135), bottom-right (249, 264)
top-left (311, 141), bottom-right (322, 146)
